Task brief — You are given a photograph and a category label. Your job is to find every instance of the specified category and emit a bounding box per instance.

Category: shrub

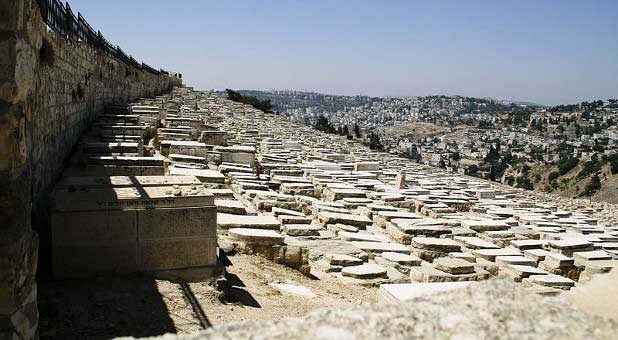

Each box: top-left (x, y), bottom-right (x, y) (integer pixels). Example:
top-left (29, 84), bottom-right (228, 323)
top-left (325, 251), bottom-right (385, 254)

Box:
top-left (579, 174), bottom-right (601, 197)
top-left (558, 157), bottom-right (578, 175)
top-left (548, 171), bottom-right (560, 182)
top-left (607, 153), bottom-right (618, 174)
top-left (314, 115), bottom-right (337, 134)
top-left (577, 159), bottom-right (601, 179)
top-left (226, 89), bottom-right (273, 113)
top-left (516, 174), bottom-right (534, 190)
top-left (466, 165), bottom-right (479, 176)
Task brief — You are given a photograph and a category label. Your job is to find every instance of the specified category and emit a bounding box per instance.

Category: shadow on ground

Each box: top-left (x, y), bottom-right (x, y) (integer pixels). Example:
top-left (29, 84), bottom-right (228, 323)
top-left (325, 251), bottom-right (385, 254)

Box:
top-left (220, 253), bottom-right (261, 308)
top-left (39, 277), bottom-right (178, 340)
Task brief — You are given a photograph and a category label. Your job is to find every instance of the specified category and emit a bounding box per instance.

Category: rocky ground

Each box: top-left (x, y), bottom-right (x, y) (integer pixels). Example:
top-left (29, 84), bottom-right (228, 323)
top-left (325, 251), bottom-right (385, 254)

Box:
top-left (39, 254), bottom-right (375, 339)
top-left (132, 277), bottom-right (618, 340)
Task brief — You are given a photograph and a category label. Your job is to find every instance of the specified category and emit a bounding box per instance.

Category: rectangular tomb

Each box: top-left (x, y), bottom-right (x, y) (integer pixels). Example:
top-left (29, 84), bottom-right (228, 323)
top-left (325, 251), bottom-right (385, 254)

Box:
top-left (50, 176), bottom-right (218, 279)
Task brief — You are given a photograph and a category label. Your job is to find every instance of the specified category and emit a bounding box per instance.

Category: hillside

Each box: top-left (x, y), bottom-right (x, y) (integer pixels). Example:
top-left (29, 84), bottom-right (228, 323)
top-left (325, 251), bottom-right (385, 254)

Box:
top-left (377, 122), bottom-right (445, 139)
top-left (506, 156), bottom-right (618, 204)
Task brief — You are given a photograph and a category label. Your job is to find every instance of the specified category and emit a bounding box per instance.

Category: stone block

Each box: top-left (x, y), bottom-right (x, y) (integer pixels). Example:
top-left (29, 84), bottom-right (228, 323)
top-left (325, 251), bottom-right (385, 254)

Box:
top-left (51, 177), bottom-right (216, 278)
top-left (378, 282), bottom-right (472, 303)
top-left (138, 207), bottom-right (216, 240)
top-left (53, 242), bottom-right (138, 278)
top-left (140, 237), bottom-right (217, 271)
top-left (228, 228), bottom-right (284, 245)
top-left (433, 257), bottom-right (475, 274)
top-left (341, 263), bottom-right (387, 279)
top-left (51, 210), bottom-right (137, 244)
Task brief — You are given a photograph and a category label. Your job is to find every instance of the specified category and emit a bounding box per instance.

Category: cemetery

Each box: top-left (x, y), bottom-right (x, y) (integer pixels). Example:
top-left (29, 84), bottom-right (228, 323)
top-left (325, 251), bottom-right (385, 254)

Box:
top-left (31, 87), bottom-right (618, 338)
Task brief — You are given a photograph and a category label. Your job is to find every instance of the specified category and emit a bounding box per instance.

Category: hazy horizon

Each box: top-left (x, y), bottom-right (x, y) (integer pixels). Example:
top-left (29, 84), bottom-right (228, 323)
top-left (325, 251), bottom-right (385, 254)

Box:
top-left (212, 88), bottom-right (569, 106)
top-left (74, 0), bottom-right (618, 105)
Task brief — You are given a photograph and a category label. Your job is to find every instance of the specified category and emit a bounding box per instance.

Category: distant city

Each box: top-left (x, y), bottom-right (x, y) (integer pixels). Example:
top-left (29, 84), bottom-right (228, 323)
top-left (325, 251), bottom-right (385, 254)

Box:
top-left (217, 90), bottom-right (618, 202)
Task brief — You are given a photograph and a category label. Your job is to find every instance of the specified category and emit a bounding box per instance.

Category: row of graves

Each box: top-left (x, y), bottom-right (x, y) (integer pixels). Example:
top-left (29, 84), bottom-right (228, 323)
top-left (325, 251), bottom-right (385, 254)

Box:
top-left (49, 86), bottom-right (618, 301)
top-left (50, 88), bottom-right (222, 280)
top-left (183, 89), bottom-right (618, 301)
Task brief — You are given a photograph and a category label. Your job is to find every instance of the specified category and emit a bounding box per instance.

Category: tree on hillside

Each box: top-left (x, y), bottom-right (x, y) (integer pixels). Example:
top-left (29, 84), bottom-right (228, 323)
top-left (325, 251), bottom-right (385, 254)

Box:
top-left (558, 156), bottom-right (578, 175)
top-left (354, 123), bottom-right (361, 138)
top-left (516, 174), bottom-right (534, 190)
top-left (226, 89), bottom-right (273, 113)
top-left (579, 174), bottom-right (601, 197)
top-left (466, 165), bottom-right (479, 176)
top-left (367, 132), bottom-right (383, 150)
top-left (314, 115), bottom-right (337, 134)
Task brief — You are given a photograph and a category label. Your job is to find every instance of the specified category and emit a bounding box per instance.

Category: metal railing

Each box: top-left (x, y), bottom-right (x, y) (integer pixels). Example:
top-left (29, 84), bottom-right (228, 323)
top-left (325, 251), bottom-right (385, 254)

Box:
top-left (36, 0), bottom-right (169, 75)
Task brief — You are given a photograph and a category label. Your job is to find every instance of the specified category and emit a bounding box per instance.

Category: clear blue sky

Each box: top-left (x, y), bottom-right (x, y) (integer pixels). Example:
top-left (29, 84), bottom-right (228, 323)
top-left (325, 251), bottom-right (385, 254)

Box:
top-left (73, 0), bottom-right (617, 105)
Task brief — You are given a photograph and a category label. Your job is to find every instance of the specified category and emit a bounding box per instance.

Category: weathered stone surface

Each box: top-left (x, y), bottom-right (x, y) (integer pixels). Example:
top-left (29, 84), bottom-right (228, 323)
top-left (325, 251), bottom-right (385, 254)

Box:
top-left (338, 231), bottom-right (389, 242)
top-left (567, 269), bottom-right (618, 320)
top-left (510, 239), bottom-right (544, 250)
top-left (269, 282), bottom-right (316, 298)
top-left (495, 256), bottom-right (537, 267)
top-left (524, 248), bottom-right (551, 262)
top-left (379, 282), bottom-right (472, 303)
top-left (1, 0), bottom-right (181, 337)
top-left (169, 167), bottom-right (226, 183)
top-left (460, 219), bottom-right (509, 232)
top-left (411, 237), bottom-right (461, 252)
top-left (215, 199), bottom-right (248, 215)
top-left (454, 236), bottom-right (500, 250)
top-left (341, 263), bottom-right (387, 279)
top-left (375, 252), bottom-right (422, 274)
top-left (380, 252), bottom-right (422, 266)
top-left (281, 224), bottom-right (322, 236)
top-left (350, 241), bottom-right (411, 255)
top-left (277, 215), bottom-right (312, 225)
top-left (218, 213), bottom-right (281, 230)
top-left (50, 177), bottom-right (217, 278)
top-left (410, 262), bottom-right (491, 282)
top-left (150, 279), bottom-right (618, 339)
top-left (473, 248), bottom-right (522, 261)
top-left (317, 211), bottom-right (372, 228)
top-left (501, 264), bottom-right (548, 281)
top-left (433, 257), bottom-right (475, 274)
top-left (325, 253), bottom-right (363, 266)
top-left (228, 228), bottom-right (284, 245)
top-left (272, 207), bottom-right (305, 217)
top-left (524, 274), bottom-right (576, 289)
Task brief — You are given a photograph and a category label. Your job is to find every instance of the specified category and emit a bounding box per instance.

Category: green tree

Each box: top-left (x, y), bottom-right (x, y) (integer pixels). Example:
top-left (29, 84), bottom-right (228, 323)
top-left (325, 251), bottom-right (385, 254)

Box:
top-left (226, 89), bottom-right (273, 113)
top-left (516, 174), bottom-right (534, 190)
top-left (548, 171), bottom-right (560, 182)
top-left (577, 154), bottom-right (601, 179)
top-left (354, 124), bottom-right (361, 138)
top-left (579, 174), bottom-right (601, 197)
top-left (367, 132), bottom-right (383, 150)
top-left (558, 157), bottom-right (578, 175)
top-left (466, 165), bottom-right (479, 176)
top-left (314, 115), bottom-right (337, 134)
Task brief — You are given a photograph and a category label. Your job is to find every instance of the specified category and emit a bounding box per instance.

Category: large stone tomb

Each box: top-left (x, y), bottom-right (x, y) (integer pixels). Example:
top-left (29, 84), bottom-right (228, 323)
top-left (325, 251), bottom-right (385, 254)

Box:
top-left (50, 176), bottom-right (217, 279)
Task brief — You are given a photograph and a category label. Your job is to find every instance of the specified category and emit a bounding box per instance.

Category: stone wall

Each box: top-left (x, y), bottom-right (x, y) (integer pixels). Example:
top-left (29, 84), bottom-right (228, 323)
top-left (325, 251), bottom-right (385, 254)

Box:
top-left (0, 0), bottom-right (181, 338)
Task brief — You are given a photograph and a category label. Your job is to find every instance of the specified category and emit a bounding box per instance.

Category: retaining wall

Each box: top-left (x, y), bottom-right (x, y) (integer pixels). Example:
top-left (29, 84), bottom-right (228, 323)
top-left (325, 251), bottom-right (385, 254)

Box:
top-left (0, 0), bottom-right (181, 338)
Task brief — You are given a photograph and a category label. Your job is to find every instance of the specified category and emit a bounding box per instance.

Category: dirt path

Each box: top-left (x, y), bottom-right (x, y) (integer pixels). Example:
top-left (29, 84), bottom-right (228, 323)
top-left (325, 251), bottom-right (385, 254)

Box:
top-left (191, 254), bottom-right (377, 325)
top-left (39, 254), bottom-right (377, 339)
